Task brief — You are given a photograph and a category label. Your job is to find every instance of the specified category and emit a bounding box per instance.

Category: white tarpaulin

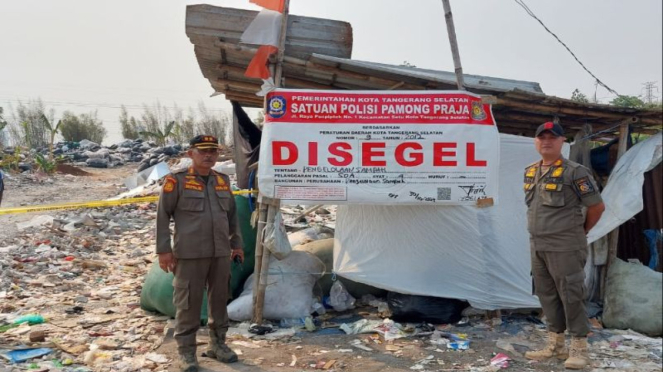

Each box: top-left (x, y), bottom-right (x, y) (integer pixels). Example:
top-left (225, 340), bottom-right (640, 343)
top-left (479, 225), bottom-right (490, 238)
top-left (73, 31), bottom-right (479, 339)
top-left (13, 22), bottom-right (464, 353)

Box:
top-left (588, 132), bottom-right (663, 243)
top-left (258, 90), bottom-right (500, 205)
top-left (334, 134), bottom-right (570, 310)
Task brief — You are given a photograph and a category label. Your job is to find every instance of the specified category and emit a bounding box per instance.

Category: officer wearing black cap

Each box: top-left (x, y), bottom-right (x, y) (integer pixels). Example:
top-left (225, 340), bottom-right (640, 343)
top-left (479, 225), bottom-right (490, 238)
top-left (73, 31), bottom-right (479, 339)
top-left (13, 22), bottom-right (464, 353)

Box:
top-left (156, 135), bottom-right (244, 371)
top-left (523, 122), bottom-right (605, 369)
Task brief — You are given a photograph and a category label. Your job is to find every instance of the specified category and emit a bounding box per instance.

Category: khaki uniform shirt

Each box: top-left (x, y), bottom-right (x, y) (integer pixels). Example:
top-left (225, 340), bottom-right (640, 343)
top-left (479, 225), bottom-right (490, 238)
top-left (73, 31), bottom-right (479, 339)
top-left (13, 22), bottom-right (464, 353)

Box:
top-left (156, 167), bottom-right (243, 259)
top-left (524, 158), bottom-right (602, 251)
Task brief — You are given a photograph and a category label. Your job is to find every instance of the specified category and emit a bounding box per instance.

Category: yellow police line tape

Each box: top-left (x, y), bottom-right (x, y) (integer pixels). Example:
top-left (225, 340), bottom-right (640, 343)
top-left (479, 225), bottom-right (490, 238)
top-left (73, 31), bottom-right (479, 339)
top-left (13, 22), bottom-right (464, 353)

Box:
top-left (0, 190), bottom-right (257, 216)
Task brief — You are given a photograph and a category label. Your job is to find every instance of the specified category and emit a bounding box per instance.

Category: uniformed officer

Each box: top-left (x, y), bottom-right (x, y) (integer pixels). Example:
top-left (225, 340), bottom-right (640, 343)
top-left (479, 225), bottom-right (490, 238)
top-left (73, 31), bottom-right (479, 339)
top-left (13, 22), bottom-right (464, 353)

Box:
top-left (156, 135), bottom-right (244, 372)
top-left (523, 122), bottom-right (605, 370)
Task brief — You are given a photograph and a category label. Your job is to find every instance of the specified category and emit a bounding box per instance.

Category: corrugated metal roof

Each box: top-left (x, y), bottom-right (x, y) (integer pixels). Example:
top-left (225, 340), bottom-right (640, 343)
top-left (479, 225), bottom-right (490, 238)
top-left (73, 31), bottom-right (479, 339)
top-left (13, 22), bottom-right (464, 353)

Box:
top-left (186, 4), bottom-right (662, 137)
top-left (309, 54), bottom-right (543, 94)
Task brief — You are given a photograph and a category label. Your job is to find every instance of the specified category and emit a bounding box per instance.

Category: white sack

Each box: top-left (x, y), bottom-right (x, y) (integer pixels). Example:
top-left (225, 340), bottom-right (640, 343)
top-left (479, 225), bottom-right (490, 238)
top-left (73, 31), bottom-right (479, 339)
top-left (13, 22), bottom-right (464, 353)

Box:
top-left (334, 134), bottom-right (569, 310)
top-left (228, 251), bottom-right (325, 321)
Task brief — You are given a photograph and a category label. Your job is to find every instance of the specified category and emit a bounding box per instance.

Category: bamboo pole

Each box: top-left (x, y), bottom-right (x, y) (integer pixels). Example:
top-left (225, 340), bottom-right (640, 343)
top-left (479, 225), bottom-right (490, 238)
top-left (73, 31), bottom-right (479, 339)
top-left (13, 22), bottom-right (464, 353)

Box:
top-left (250, 201), bottom-right (268, 323)
top-left (600, 121), bottom-right (633, 300)
top-left (253, 199), bottom-right (277, 323)
top-left (441, 0), bottom-right (465, 90)
top-left (252, 0), bottom-right (291, 325)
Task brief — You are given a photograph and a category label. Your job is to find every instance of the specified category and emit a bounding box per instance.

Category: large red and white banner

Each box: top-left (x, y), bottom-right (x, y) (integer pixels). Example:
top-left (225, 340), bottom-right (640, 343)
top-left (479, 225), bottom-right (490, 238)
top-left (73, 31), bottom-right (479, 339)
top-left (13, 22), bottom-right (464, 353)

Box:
top-left (258, 90), bottom-right (500, 205)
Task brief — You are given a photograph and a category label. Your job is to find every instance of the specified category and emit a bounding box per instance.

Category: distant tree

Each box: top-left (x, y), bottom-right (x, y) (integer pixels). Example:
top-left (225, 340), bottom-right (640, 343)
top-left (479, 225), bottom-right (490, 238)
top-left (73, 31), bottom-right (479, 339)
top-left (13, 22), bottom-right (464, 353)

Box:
top-left (195, 102), bottom-right (230, 146)
top-left (119, 105), bottom-right (142, 140)
top-left (571, 89), bottom-right (589, 103)
top-left (610, 95), bottom-right (646, 108)
top-left (173, 107), bottom-right (196, 144)
top-left (60, 111), bottom-right (107, 144)
top-left (7, 99), bottom-right (51, 148)
top-left (0, 107), bottom-right (6, 148)
top-left (0, 107), bottom-right (6, 128)
top-left (41, 114), bottom-right (62, 160)
top-left (140, 121), bottom-right (176, 146)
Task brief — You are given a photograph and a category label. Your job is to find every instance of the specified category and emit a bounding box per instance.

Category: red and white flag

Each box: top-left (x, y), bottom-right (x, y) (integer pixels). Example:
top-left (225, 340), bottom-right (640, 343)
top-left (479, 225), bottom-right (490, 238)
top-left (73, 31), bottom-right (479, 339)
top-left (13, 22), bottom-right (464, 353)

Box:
top-left (241, 0), bottom-right (286, 79)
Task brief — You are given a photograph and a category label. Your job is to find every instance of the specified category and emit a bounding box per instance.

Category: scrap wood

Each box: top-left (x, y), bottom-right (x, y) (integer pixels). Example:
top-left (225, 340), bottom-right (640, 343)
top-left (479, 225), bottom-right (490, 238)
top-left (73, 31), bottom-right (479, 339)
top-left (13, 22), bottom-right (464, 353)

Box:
top-left (323, 359), bottom-right (337, 369)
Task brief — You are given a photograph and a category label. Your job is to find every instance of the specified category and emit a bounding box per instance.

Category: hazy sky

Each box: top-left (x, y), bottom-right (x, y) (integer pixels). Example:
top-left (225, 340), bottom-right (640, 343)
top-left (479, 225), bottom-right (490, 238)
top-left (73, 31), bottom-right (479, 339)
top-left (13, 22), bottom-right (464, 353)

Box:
top-left (1, 0), bottom-right (661, 144)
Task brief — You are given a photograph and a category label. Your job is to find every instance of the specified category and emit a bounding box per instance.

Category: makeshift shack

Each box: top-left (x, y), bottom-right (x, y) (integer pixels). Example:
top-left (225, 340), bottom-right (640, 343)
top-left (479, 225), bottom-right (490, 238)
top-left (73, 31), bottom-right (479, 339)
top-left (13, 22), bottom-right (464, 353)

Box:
top-left (185, 5), bottom-right (663, 310)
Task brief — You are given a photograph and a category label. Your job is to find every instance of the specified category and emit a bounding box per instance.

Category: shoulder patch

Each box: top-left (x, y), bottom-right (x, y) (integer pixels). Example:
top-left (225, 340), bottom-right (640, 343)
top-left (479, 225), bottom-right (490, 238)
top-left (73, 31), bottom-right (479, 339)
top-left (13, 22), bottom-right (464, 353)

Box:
top-left (574, 176), bottom-right (595, 196)
top-left (163, 176), bottom-right (177, 193)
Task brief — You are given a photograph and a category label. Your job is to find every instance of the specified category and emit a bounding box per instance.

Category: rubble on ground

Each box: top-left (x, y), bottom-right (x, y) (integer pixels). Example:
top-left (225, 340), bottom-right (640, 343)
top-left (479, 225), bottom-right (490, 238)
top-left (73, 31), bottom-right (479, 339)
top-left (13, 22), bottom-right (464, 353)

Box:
top-left (1, 166), bottom-right (661, 372)
top-left (0, 204), bottom-right (172, 372)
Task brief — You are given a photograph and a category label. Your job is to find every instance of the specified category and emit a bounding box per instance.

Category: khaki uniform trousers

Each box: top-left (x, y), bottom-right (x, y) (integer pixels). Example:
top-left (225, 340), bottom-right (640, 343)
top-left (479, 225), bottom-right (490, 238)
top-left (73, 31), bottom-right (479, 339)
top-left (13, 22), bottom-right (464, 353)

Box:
top-left (172, 256), bottom-right (231, 352)
top-left (531, 248), bottom-right (589, 337)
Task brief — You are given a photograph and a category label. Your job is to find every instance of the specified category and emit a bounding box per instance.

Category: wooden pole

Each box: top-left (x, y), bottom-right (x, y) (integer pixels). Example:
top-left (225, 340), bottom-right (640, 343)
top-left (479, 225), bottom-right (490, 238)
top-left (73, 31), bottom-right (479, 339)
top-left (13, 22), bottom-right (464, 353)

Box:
top-left (250, 201), bottom-right (268, 322)
top-left (441, 0), bottom-right (465, 90)
top-left (273, 0), bottom-right (291, 87)
top-left (601, 121), bottom-right (633, 300)
top-left (252, 0), bottom-right (291, 325)
top-left (253, 199), bottom-right (277, 323)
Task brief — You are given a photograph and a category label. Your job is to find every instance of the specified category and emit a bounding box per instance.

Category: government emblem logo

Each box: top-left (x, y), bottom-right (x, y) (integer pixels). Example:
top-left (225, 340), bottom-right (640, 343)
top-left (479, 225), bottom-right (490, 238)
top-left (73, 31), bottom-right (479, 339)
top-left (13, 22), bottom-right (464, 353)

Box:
top-left (470, 101), bottom-right (487, 121)
top-left (267, 95), bottom-right (287, 119)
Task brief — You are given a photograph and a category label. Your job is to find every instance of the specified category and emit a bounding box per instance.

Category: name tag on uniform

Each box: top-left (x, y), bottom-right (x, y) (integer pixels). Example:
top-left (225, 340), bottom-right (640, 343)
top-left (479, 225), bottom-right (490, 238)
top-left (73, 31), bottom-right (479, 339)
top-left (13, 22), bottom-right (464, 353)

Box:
top-left (545, 183), bottom-right (562, 191)
top-left (185, 180), bottom-right (204, 191)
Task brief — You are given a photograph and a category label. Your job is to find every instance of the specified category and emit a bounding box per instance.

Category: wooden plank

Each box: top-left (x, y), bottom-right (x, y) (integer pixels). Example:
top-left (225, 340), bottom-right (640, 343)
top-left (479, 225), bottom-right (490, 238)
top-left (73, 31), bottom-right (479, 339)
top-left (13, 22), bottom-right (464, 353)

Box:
top-left (601, 122), bottom-right (632, 301)
top-left (252, 199), bottom-right (278, 324)
top-left (185, 5), bottom-right (352, 60)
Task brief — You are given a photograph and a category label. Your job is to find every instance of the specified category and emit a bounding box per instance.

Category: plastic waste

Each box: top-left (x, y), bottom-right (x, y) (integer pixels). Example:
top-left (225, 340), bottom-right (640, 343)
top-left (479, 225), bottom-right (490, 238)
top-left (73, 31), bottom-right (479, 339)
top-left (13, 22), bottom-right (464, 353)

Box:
top-left (13, 314), bottom-right (45, 325)
top-left (1, 348), bottom-right (53, 363)
top-left (329, 280), bottom-right (356, 312)
top-left (263, 211), bottom-right (291, 260)
top-left (279, 318), bottom-right (307, 328)
top-left (304, 317), bottom-right (316, 331)
top-left (446, 340), bottom-right (471, 350)
top-left (490, 353), bottom-right (511, 368)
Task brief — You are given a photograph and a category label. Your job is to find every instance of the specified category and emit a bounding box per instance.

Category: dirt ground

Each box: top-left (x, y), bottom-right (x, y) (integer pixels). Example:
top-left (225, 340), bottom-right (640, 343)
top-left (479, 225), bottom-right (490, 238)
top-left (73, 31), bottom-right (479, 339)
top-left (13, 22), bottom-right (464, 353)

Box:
top-left (0, 165), bottom-right (136, 242)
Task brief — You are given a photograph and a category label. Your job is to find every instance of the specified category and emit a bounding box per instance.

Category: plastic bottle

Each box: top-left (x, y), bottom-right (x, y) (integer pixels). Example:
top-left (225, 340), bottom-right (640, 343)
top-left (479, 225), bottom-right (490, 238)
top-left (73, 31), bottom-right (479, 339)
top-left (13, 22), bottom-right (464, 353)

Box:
top-left (279, 318), bottom-right (306, 328)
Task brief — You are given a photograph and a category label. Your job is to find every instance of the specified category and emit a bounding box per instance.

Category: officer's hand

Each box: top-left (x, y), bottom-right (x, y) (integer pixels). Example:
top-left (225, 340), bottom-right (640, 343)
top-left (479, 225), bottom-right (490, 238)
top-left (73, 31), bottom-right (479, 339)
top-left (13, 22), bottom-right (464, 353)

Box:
top-left (158, 252), bottom-right (177, 273)
top-left (231, 248), bottom-right (244, 264)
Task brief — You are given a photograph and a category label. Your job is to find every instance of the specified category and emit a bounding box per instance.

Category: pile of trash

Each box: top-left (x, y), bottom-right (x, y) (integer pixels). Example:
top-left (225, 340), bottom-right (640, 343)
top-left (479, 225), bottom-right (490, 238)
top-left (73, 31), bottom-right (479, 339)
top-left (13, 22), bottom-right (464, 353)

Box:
top-left (57, 139), bottom-right (184, 170)
top-left (0, 204), bottom-right (172, 371)
top-left (1, 139), bottom-right (186, 171)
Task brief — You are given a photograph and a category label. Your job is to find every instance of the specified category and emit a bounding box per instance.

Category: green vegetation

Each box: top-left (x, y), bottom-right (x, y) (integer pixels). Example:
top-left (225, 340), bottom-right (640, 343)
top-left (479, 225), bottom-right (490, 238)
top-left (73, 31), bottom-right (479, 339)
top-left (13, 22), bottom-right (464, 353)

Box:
top-left (59, 111), bottom-right (107, 144)
top-left (120, 102), bottom-right (230, 145)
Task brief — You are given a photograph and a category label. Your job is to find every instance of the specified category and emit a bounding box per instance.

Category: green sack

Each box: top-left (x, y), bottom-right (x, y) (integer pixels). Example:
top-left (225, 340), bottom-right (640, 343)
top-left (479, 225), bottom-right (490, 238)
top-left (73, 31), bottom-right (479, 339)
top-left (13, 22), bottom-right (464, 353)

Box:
top-left (140, 261), bottom-right (209, 321)
top-left (140, 195), bottom-right (257, 318)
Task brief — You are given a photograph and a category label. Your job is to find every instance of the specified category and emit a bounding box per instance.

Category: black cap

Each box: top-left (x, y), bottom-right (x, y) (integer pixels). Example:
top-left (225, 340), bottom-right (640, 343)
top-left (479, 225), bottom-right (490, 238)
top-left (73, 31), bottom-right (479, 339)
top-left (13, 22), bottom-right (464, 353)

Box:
top-left (535, 122), bottom-right (564, 137)
top-left (189, 135), bottom-right (219, 149)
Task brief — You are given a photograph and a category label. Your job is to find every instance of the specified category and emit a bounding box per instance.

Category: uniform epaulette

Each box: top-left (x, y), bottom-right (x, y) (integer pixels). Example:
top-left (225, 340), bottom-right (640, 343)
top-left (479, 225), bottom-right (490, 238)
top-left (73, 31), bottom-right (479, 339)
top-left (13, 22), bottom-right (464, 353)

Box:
top-left (525, 161), bottom-right (538, 170)
top-left (212, 169), bottom-right (228, 177)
